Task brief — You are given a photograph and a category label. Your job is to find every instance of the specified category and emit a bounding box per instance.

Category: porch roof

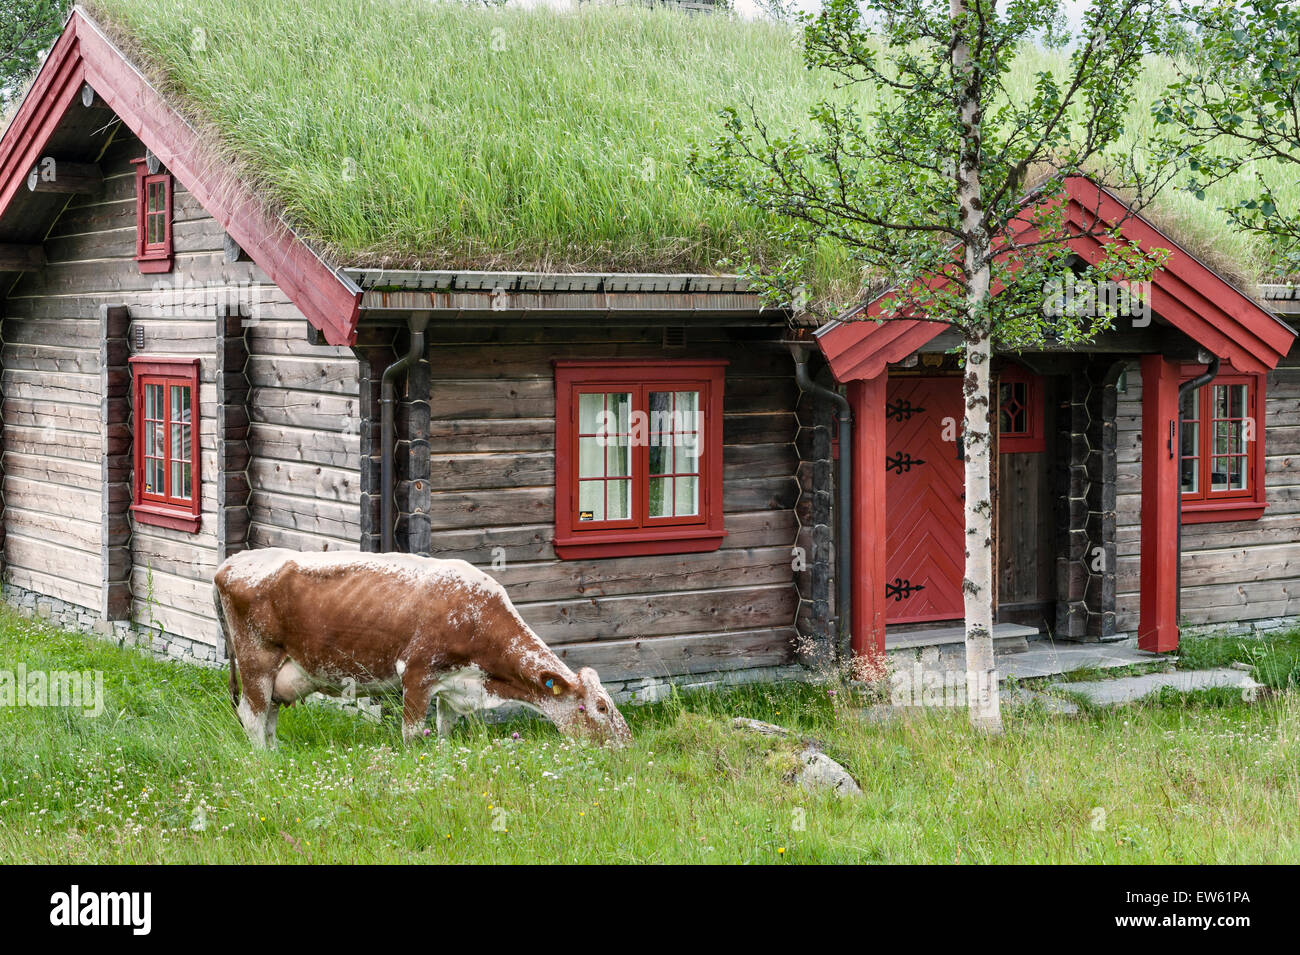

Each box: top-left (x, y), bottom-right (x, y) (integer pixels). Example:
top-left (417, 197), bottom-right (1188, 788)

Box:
top-left (815, 177), bottom-right (1298, 380)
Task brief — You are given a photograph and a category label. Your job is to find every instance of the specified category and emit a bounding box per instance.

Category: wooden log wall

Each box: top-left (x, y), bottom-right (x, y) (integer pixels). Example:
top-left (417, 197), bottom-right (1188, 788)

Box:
top-left (1115, 346), bottom-right (1300, 630)
top-left (1, 126), bottom-right (362, 650)
top-left (418, 326), bottom-right (801, 683)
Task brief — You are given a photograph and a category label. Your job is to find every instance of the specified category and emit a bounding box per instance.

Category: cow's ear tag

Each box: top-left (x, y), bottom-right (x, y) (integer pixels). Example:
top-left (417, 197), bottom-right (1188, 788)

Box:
top-left (546, 678), bottom-right (561, 695)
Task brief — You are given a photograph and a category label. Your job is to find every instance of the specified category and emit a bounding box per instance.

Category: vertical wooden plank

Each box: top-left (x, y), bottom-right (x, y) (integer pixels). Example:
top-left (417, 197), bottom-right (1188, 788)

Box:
top-left (850, 371), bottom-right (888, 658)
top-left (99, 304), bottom-right (132, 620)
top-left (1138, 354), bottom-right (1180, 652)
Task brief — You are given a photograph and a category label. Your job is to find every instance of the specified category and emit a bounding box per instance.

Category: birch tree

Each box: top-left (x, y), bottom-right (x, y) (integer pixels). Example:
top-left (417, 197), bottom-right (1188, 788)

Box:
top-left (1154, 0), bottom-right (1300, 275)
top-left (692, 0), bottom-right (1177, 732)
top-left (0, 1), bottom-right (66, 108)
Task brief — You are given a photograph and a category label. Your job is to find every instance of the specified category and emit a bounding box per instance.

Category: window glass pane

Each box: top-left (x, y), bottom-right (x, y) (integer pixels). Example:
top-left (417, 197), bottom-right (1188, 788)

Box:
top-left (145, 382), bottom-right (162, 421)
top-left (606, 479), bottom-right (631, 520)
top-left (1180, 420), bottom-right (1199, 493)
top-left (577, 436), bottom-right (604, 480)
top-left (578, 392), bottom-right (628, 434)
top-left (578, 480), bottom-right (603, 522)
top-left (649, 476), bottom-right (671, 518)
top-left (147, 458), bottom-right (164, 495)
top-left (171, 460), bottom-right (192, 501)
top-left (675, 475), bottom-right (699, 516)
top-left (1000, 381), bottom-right (1027, 434)
top-left (605, 439), bottom-right (630, 479)
top-left (649, 442), bottom-right (668, 476)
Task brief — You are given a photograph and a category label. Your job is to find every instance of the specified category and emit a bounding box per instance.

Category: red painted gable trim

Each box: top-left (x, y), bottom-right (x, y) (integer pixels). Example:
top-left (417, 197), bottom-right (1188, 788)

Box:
top-left (817, 176), bottom-right (1296, 381)
top-left (0, 10), bottom-right (361, 345)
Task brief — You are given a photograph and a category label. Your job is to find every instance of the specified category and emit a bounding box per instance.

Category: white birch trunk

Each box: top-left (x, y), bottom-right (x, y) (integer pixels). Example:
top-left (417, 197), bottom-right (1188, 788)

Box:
top-left (953, 0), bottom-right (1003, 733)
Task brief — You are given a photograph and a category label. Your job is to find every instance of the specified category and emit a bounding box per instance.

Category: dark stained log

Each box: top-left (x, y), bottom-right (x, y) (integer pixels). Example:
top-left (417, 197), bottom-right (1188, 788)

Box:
top-left (99, 304), bottom-right (132, 621)
top-left (26, 159), bottom-right (104, 195)
top-left (0, 244), bottom-right (46, 271)
top-left (216, 309), bottom-right (252, 564)
top-left (223, 232), bottom-right (250, 264)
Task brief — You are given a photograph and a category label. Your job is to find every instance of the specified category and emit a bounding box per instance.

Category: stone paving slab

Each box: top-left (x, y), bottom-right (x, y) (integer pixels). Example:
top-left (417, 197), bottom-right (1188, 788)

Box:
top-left (999, 643), bottom-right (1166, 681)
top-left (1049, 667), bottom-right (1262, 705)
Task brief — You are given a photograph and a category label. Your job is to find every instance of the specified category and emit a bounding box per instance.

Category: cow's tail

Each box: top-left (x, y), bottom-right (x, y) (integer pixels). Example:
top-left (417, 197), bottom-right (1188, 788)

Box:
top-left (213, 583), bottom-right (239, 711)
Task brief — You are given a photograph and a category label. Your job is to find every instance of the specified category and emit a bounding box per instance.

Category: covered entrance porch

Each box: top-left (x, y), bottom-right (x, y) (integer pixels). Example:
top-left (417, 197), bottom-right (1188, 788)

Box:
top-left (819, 178), bottom-right (1295, 658)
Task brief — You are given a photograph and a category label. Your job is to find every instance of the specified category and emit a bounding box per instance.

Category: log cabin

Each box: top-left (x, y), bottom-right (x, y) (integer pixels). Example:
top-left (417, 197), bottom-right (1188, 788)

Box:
top-left (0, 5), bottom-right (1296, 697)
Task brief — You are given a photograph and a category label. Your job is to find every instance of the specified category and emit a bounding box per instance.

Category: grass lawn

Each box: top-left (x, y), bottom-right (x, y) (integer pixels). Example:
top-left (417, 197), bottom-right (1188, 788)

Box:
top-left (2, 607), bottom-right (1298, 864)
top-left (78, 0), bottom-right (1296, 290)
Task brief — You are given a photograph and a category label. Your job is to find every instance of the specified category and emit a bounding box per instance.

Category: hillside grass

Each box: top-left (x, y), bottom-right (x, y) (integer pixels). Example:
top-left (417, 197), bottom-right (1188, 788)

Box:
top-left (76, 0), bottom-right (1295, 296)
top-left (3, 607), bottom-right (1299, 864)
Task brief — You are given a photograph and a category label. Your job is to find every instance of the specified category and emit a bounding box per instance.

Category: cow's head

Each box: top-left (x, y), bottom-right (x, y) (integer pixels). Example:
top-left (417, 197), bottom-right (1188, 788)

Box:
top-left (544, 667), bottom-right (631, 748)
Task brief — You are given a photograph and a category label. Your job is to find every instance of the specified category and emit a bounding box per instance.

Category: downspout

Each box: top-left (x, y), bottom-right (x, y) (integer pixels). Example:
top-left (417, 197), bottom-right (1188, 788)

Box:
top-left (380, 313), bottom-right (430, 552)
top-left (1175, 354), bottom-right (1220, 631)
top-left (790, 345), bottom-right (854, 659)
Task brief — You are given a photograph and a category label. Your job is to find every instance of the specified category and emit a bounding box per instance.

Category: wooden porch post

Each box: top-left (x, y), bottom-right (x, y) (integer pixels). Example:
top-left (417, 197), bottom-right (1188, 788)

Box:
top-left (1138, 354), bottom-right (1180, 652)
top-left (850, 372), bottom-right (888, 659)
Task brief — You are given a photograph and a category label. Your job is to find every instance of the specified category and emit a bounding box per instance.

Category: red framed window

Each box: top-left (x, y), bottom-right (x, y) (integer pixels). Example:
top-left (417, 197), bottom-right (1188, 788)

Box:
top-left (997, 363), bottom-right (1045, 453)
top-left (1179, 365), bottom-right (1266, 523)
top-left (130, 357), bottom-right (200, 532)
top-left (553, 359), bottom-right (727, 559)
top-left (133, 159), bottom-right (173, 273)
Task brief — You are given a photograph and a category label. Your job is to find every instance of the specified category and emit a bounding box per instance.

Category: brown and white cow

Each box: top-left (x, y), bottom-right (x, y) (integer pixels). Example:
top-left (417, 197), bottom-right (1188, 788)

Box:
top-left (212, 549), bottom-right (631, 749)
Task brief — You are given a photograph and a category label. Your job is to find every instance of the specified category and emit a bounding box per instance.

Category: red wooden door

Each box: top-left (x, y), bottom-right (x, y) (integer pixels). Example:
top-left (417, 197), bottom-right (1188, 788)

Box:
top-left (884, 376), bottom-right (966, 623)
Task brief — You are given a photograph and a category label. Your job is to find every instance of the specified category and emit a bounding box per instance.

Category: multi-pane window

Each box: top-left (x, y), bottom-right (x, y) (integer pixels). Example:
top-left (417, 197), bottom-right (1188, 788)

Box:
top-left (1179, 370), bottom-right (1266, 523)
top-left (130, 357), bottom-right (200, 532)
top-left (134, 159), bottom-right (173, 273)
top-left (997, 364), bottom-right (1045, 453)
top-left (555, 360), bottom-right (726, 558)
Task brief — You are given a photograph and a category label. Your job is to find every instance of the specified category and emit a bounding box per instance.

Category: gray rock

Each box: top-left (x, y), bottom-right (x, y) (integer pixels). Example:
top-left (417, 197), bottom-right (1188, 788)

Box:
top-left (793, 747), bottom-right (862, 797)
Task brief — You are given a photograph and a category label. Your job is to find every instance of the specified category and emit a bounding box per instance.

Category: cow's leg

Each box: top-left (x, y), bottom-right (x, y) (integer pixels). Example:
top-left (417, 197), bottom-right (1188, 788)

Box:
top-left (400, 667), bottom-right (435, 745)
top-left (236, 670), bottom-right (274, 748)
top-left (435, 696), bottom-right (460, 738)
top-left (264, 702), bottom-right (281, 749)
top-left (235, 657), bottom-right (278, 753)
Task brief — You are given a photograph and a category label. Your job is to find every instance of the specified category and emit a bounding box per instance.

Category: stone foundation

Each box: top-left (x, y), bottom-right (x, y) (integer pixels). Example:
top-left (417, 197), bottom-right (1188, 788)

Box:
top-left (2, 582), bottom-right (221, 665)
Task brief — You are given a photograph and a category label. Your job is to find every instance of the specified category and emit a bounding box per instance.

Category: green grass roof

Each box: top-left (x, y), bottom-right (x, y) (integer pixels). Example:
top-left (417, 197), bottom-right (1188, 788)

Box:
top-left (83, 0), bottom-right (1286, 292)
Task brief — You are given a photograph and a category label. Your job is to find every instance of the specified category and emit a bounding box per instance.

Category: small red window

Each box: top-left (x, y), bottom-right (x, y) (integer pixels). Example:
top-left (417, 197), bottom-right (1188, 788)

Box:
top-left (997, 363), bottom-right (1045, 453)
top-left (1179, 365), bottom-right (1266, 523)
top-left (130, 357), bottom-right (200, 532)
top-left (133, 159), bottom-right (173, 273)
top-left (553, 359), bottom-right (727, 559)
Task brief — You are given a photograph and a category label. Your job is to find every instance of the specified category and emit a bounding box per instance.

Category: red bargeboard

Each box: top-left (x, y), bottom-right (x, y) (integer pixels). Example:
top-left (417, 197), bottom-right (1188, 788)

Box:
top-left (884, 376), bottom-right (966, 624)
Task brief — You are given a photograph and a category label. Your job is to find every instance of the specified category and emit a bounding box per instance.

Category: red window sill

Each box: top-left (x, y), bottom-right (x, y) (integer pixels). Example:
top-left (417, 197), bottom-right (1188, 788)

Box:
top-left (1181, 500), bottom-right (1267, 524)
top-left (132, 503), bottom-right (201, 533)
top-left (554, 527), bottom-right (726, 559)
top-left (137, 254), bottom-right (172, 274)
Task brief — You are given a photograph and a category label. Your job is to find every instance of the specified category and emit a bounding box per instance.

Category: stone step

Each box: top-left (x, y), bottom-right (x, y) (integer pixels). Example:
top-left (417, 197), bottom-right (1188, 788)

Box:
top-left (998, 643), bottom-right (1164, 681)
top-left (1050, 667), bottom-right (1264, 705)
top-left (885, 622), bottom-right (1038, 653)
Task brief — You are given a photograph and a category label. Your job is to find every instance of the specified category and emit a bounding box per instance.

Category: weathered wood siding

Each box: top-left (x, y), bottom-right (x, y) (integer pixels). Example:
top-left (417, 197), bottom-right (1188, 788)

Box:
top-left (1, 127), bottom-right (361, 649)
top-left (419, 327), bottom-right (800, 683)
top-left (1116, 346), bottom-right (1300, 630)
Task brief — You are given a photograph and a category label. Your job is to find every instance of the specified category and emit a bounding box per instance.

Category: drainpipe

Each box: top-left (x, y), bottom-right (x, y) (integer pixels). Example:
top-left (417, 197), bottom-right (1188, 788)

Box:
top-left (1175, 354), bottom-right (1220, 630)
top-left (380, 313), bottom-right (430, 552)
top-left (790, 345), bottom-right (854, 660)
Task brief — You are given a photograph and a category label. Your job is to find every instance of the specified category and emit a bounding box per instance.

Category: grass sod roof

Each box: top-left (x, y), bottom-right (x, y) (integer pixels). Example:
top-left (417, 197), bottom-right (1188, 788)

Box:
top-left (76, 0), bottom-right (1293, 299)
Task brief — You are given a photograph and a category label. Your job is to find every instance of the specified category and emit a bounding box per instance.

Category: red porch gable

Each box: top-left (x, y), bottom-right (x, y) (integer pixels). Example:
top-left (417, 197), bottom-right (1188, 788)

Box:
top-left (0, 9), bottom-right (362, 345)
top-left (815, 175), bottom-right (1295, 381)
